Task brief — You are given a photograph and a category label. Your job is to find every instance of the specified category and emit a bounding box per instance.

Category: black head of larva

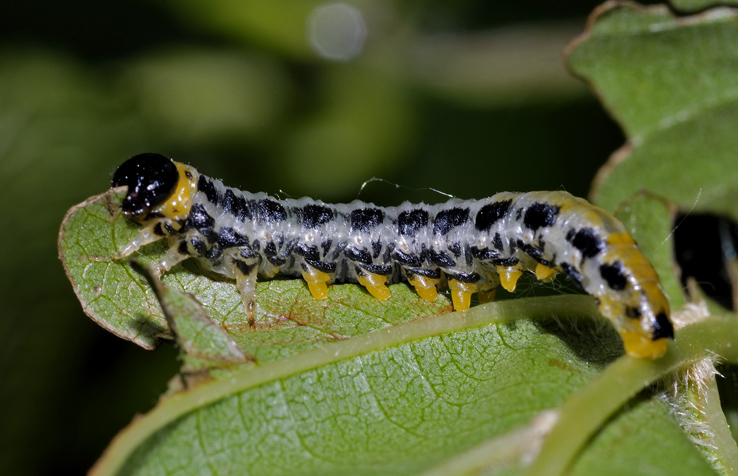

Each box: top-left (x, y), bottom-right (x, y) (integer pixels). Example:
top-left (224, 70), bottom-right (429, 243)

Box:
top-left (112, 153), bottom-right (179, 219)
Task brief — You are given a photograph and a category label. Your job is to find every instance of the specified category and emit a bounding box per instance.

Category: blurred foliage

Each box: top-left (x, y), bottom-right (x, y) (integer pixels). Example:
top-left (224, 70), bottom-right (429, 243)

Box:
top-left (0, 1), bottom-right (629, 475)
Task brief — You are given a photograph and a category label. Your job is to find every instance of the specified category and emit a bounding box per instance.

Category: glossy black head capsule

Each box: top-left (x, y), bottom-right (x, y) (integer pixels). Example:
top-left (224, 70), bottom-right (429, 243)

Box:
top-left (112, 153), bottom-right (179, 219)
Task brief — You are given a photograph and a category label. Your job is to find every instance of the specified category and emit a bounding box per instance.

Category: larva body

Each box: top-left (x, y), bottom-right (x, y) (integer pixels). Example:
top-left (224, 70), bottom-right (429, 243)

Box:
top-left (113, 153), bottom-right (673, 358)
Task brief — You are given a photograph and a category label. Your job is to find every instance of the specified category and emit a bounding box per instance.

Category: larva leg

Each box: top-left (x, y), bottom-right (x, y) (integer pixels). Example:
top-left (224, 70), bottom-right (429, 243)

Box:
top-left (478, 285), bottom-right (496, 304)
top-left (356, 270), bottom-right (391, 301)
top-left (152, 243), bottom-right (191, 277)
top-left (496, 265), bottom-right (523, 292)
top-left (406, 273), bottom-right (440, 302)
top-left (447, 279), bottom-right (479, 311)
top-left (235, 258), bottom-right (259, 319)
top-left (114, 224), bottom-right (166, 259)
top-left (301, 263), bottom-right (332, 300)
top-left (534, 263), bottom-right (557, 282)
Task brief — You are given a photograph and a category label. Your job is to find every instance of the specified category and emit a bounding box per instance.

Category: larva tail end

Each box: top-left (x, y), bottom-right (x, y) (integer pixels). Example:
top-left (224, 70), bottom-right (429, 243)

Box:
top-left (621, 330), bottom-right (669, 359)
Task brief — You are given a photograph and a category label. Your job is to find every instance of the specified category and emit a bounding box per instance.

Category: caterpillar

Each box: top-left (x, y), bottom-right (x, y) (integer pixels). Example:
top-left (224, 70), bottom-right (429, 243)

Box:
top-left (112, 153), bottom-right (674, 358)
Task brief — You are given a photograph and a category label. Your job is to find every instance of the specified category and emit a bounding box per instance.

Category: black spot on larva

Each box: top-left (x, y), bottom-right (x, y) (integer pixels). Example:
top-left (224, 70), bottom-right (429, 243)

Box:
top-left (223, 189), bottom-right (252, 222)
top-left (351, 208), bottom-right (384, 232)
top-left (153, 223), bottom-right (165, 236)
top-left (218, 227), bottom-right (249, 248)
top-left (448, 242), bottom-right (461, 258)
top-left (330, 241), bottom-right (348, 260)
top-left (515, 240), bottom-right (551, 267)
top-left (239, 248), bottom-right (258, 260)
top-left (305, 258), bottom-right (336, 273)
top-left (267, 256), bottom-right (285, 266)
top-left (406, 267), bottom-right (441, 279)
top-left (178, 240), bottom-right (188, 254)
top-left (359, 263), bottom-right (392, 275)
top-left (282, 239), bottom-right (298, 257)
top-left (429, 249), bottom-right (456, 267)
top-left (301, 204), bottom-right (334, 228)
top-left (471, 246), bottom-right (501, 261)
top-left (392, 249), bottom-right (421, 267)
top-left (185, 170), bottom-right (193, 179)
top-left (475, 200), bottom-right (512, 232)
top-left (198, 176), bottom-right (221, 206)
top-left (491, 257), bottom-right (519, 267)
top-left (372, 240), bottom-right (382, 258)
top-left (206, 244), bottom-right (222, 260)
top-left (434, 208), bottom-right (469, 235)
top-left (188, 204), bottom-right (215, 232)
top-left (383, 246), bottom-right (392, 263)
top-left (566, 227), bottom-right (605, 259)
top-left (446, 271), bottom-right (480, 283)
top-left (652, 312), bottom-right (674, 340)
top-left (235, 259), bottom-right (255, 276)
top-left (259, 199), bottom-right (287, 223)
top-left (493, 233), bottom-right (504, 251)
top-left (264, 241), bottom-right (277, 256)
top-left (537, 237), bottom-right (547, 251)
top-left (345, 246), bottom-right (372, 264)
top-left (600, 261), bottom-right (628, 291)
top-left (321, 239), bottom-right (333, 255)
top-left (398, 209), bottom-right (428, 236)
top-left (251, 240), bottom-right (260, 251)
top-left (625, 306), bottom-right (641, 319)
top-left (523, 203), bottom-right (560, 231)
top-left (295, 243), bottom-right (320, 261)
top-left (191, 237), bottom-right (206, 254)
top-left (560, 262), bottom-right (583, 288)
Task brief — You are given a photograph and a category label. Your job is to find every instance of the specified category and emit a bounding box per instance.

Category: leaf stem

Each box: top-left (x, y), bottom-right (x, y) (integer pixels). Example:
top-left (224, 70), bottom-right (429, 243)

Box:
top-left (703, 370), bottom-right (738, 476)
top-left (526, 315), bottom-right (738, 476)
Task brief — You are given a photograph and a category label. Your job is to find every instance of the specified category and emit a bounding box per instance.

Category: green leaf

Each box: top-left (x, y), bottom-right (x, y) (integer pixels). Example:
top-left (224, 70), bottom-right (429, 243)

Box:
top-left (131, 261), bottom-right (247, 364)
top-left (61, 187), bottom-right (725, 476)
top-left (570, 398), bottom-right (717, 476)
top-left (567, 3), bottom-right (738, 221)
top-left (90, 297), bottom-right (616, 476)
top-left (59, 189), bottom-right (170, 350)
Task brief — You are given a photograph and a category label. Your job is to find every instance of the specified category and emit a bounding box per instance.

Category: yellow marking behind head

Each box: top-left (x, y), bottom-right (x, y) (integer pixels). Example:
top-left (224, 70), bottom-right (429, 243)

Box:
top-left (148, 162), bottom-right (198, 226)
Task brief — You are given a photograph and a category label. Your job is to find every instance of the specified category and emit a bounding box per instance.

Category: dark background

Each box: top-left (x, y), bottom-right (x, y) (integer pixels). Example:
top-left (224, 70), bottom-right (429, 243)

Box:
top-left (0, 1), bottom-right (623, 474)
